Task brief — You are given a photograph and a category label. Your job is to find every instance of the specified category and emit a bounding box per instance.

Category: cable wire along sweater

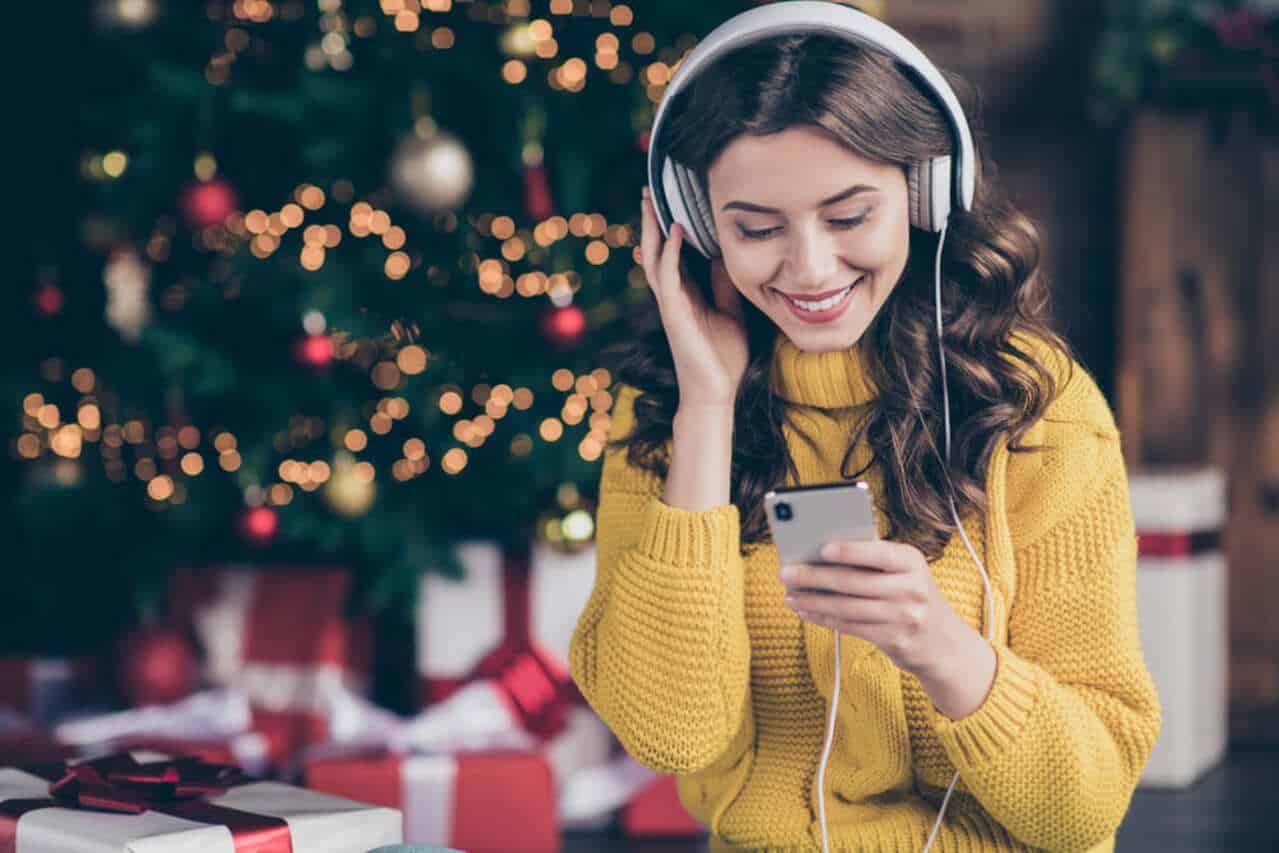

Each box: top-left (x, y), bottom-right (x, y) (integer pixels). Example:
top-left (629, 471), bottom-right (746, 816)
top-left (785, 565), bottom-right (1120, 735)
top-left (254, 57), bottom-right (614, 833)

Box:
top-left (569, 333), bottom-right (1162, 852)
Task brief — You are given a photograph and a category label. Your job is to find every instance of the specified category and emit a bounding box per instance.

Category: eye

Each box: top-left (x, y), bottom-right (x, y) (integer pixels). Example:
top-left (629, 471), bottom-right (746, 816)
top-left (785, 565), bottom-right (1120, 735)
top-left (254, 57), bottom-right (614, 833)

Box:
top-left (739, 225), bottom-right (781, 241)
top-left (737, 216), bottom-right (868, 242)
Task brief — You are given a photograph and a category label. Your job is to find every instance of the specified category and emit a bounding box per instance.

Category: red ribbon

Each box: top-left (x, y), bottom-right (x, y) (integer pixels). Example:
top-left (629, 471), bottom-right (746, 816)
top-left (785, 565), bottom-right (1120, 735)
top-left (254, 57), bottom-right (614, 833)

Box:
top-left (1138, 529), bottom-right (1221, 559)
top-left (425, 539), bottom-right (579, 741)
top-left (0, 753), bottom-right (292, 853)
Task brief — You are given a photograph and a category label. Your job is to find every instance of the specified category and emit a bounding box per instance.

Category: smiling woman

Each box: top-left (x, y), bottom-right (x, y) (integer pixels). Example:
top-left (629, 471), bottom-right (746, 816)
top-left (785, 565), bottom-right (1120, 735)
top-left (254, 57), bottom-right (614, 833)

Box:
top-left (572, 10), bottom-right (1161, 853)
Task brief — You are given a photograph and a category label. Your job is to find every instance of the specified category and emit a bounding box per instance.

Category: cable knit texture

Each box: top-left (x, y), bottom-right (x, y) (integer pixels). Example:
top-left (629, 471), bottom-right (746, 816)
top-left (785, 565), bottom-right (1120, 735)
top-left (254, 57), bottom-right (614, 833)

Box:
top-left (569, 332), bottom-right (1162, 852)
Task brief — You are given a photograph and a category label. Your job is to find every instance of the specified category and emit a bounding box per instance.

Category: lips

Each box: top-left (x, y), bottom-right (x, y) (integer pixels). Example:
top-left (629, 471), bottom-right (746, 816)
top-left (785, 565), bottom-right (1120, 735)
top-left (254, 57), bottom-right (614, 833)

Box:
top-left (777, 284), bottom-right (856, 301)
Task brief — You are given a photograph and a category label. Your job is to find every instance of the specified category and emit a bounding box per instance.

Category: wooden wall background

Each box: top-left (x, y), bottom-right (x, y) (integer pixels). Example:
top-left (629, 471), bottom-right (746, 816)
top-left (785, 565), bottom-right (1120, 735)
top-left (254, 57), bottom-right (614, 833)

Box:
top-left (1116, 109), bottom-right (1279, 744)
top-left (882, 0), bottom-right (1278, 744)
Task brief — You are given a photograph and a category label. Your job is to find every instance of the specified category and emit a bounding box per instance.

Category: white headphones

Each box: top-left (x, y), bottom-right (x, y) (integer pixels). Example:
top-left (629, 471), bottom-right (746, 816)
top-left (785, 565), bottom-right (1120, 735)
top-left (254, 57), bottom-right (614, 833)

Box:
top-left (646, 0), bottom-right (977, 258)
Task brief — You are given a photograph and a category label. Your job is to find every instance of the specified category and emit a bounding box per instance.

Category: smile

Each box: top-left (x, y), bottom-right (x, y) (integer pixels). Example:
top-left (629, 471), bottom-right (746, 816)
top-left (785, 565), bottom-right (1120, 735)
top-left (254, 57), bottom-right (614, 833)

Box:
top-left (777, 277), bottom-right (863, 323)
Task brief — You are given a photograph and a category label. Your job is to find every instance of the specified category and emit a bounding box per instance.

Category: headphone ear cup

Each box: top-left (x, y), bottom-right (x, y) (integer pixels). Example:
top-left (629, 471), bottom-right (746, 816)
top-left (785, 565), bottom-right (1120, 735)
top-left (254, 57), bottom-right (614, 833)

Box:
top-left (671, 160), bottom-right (717, 259)
top-left (927, 154), bottom-right (953, 231)
top-left (660, 157), bottom-right (711, 258)
top-left (907, 159), bottom-right (930, 232)
top-left (680, 167), bottom-right (721, 258)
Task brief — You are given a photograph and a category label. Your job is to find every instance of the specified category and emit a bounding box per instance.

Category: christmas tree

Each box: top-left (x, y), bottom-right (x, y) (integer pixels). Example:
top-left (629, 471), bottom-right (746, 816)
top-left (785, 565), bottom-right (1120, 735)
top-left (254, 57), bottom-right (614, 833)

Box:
top-left (7, 0), bottom-right (757, 649)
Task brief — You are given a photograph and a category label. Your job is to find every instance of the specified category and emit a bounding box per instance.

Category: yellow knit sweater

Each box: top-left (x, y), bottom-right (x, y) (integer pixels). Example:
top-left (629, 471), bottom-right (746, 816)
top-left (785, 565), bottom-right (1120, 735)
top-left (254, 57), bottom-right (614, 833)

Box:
top-left (570, 332), bottom-right (1162, 852)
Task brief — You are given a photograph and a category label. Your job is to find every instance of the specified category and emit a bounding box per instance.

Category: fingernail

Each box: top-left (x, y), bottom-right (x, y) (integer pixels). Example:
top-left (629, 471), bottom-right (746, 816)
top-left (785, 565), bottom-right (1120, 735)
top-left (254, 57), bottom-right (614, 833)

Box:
top-left (779, 565), bottom-right (797, 580)
top-left (783, 595), bottom-right (796, 607)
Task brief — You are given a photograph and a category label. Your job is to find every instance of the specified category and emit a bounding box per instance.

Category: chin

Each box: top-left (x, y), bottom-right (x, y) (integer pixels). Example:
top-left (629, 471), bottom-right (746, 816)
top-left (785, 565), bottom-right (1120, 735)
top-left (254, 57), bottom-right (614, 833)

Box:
top-left (773, 307), bottom-right (873, 353)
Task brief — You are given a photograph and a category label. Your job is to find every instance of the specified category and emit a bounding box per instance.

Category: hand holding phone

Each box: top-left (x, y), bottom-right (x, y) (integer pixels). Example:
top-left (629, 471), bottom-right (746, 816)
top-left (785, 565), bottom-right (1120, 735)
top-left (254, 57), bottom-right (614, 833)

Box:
top-left (765, 480), bottom-right (967, 678)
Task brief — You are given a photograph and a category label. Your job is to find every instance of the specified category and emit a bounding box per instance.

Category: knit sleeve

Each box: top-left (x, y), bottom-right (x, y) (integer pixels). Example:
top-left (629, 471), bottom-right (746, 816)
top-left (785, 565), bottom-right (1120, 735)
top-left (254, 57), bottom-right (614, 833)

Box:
top-left (926, 370), bottom-right (1163, 851)
top-left (568, 384), bottom-right (753, 775)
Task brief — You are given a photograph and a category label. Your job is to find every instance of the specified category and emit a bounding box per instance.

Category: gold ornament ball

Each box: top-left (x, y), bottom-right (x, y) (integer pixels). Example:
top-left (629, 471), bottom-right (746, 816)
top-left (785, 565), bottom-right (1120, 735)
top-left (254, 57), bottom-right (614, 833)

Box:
top-left (390, 130), bottom-right (475, 214)
top-left (323, 450), bottom-right (376, 518)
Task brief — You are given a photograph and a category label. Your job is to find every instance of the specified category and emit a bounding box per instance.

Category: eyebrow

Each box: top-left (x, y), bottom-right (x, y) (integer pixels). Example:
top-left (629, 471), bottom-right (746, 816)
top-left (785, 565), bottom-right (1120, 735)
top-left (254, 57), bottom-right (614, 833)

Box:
top-left (720, 184), bottom-right (879, 214)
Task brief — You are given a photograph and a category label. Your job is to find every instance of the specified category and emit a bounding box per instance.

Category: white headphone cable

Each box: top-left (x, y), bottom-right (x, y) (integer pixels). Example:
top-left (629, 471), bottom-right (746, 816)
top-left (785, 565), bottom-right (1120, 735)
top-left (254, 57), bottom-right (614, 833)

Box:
top-left (817, 221), bottom-right (996, 853)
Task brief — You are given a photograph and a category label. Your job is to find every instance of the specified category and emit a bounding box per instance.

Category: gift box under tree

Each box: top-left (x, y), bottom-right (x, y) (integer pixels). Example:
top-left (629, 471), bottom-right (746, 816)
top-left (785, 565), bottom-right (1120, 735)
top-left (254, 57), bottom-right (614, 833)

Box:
top-left (301, 537), bottom-right (705, 845)
top-left (1130, 466), bottom-right (1229, 788)
top-left (53, 566), bottom-right (373, 778)
top-left (0, 750), bottom-right (401, 851)
top-left (417, 537), bottom-right (705, 836)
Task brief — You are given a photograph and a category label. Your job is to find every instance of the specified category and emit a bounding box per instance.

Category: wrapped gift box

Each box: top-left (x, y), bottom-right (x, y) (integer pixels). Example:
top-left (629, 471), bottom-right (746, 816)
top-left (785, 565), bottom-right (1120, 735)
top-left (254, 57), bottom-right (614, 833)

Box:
top-left (170, 562), bottom-right (373, 772)
top-left (304, 699), bottom-right (618, 848)
top-left (306, 749), bottom-right (558, 853)
top-left (0, 751), bottom-right (401, 852)
top-left (1130, 466), bottom-right (1228, 788)
top-left (417, 540), bottom-right (594, 716)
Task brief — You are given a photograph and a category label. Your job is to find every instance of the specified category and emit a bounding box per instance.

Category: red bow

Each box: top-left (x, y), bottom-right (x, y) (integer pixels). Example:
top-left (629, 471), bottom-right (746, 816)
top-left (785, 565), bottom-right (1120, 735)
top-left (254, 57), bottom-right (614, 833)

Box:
top-left (48, 753), bottom-right (251, 815)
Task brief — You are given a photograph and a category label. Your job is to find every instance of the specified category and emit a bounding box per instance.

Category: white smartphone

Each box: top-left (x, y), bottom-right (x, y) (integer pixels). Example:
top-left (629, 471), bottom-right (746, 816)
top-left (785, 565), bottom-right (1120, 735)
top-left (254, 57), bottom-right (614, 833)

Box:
top-left (764, 481), bottom-right (878, 568)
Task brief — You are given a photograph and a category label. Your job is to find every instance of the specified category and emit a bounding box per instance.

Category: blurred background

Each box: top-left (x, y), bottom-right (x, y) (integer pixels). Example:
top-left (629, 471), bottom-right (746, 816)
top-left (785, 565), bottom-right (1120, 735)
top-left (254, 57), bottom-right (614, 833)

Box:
top-left (3, 1), bottom-right (1276, 850)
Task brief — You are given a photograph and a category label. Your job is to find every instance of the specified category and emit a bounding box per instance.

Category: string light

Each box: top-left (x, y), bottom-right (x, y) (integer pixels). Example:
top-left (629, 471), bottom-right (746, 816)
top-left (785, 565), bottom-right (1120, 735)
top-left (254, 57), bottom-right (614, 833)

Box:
top-left (29, 0), bottom-right (687, 517)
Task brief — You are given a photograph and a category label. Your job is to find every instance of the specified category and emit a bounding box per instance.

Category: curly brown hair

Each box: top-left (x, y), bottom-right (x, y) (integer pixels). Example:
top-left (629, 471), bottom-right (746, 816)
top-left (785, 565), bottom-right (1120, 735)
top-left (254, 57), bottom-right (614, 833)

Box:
top-left (602, 32), bottom-right (1076, 561)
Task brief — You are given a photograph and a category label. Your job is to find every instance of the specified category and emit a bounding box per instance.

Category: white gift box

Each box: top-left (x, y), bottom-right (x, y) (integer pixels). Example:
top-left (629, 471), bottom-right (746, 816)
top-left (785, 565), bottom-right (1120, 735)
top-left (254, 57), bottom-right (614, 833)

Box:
top-left (0, 751), bottom-right (401, 852)
top-left (416, 540), bottom-right (595, 705)
top-left (1129, 466), bottom-right (1229, 788)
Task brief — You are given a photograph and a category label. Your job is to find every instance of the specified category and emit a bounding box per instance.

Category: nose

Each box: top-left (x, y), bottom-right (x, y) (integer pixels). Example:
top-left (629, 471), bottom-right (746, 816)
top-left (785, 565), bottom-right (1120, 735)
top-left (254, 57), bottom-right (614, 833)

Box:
top-left (786, 220), bottom-right (840, 290)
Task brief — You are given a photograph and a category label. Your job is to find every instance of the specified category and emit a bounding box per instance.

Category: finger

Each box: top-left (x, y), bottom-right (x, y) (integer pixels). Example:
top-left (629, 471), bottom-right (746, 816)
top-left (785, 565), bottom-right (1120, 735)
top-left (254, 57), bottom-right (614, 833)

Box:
top-left (819, 540), bottom-right (913, 573)
top-left (779, 562), bottom-right (899, 598)
top-left (785, 591), bottom-right (892, 624)
top-left (658, 219), bottom-right (684, 296)
top-left (639, 191), bottom-right (660, 300)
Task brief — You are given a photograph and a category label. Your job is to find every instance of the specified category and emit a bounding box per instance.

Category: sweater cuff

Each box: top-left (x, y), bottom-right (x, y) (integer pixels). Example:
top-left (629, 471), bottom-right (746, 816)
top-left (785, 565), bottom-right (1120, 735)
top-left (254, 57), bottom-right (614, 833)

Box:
top-left (637, 497), bottom-right (741, 568)
top-left (930, 642), bottom-right (1041, 772)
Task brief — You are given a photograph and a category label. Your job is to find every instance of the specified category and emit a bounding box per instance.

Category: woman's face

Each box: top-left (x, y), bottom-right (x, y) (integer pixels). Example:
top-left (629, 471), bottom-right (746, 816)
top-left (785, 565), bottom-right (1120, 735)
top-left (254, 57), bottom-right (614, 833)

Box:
top-left (706, 124), bottom-right (911, 353)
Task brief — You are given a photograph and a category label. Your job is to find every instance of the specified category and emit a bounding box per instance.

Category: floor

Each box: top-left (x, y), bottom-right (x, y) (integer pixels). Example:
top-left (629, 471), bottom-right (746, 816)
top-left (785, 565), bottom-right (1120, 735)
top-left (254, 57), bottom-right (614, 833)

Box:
top-left (562, 746), bottom-right (1279, 851)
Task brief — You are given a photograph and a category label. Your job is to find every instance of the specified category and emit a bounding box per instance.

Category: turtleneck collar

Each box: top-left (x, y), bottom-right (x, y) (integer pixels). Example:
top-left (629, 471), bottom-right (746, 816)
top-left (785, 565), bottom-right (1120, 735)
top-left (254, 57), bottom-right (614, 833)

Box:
top-left (769, 333), bottom-right (880, 409)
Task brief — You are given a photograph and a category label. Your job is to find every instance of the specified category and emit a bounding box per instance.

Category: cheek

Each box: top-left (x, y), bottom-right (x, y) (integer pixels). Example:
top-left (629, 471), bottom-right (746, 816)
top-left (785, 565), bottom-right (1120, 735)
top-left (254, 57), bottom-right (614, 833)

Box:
top-left (845, 217), bottom-right (910, 270)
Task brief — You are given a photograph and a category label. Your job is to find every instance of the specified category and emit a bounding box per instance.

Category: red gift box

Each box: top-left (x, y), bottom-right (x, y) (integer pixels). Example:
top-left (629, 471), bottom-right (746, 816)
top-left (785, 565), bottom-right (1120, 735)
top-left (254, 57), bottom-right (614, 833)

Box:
top-left (167, 565), bottom-right (374, 769)
top-left (52, 568), bottom-right (374, 779)
top-left (306, 749), bottom-right (558, 853)
top-left (621, 775), bottom-right (707, 838)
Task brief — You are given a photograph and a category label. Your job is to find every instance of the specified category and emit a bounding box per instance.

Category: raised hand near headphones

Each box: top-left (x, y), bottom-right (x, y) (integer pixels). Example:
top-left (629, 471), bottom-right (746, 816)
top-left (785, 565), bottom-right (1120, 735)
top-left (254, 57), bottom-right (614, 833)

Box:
top-left (640, 187), bottom-right (749, 411)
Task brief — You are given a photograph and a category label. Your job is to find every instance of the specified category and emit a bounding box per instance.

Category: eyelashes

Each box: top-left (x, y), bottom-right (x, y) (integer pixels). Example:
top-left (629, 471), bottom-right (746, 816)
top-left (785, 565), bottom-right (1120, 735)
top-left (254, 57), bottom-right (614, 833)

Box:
top-left (737, 216), bottom-right (868, 242)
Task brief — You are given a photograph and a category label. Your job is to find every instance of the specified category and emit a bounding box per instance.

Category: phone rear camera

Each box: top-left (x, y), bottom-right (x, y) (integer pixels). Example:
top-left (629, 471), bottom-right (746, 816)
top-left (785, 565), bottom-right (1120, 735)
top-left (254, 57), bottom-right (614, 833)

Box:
top-left (774, 502), bottom-right (792, 521)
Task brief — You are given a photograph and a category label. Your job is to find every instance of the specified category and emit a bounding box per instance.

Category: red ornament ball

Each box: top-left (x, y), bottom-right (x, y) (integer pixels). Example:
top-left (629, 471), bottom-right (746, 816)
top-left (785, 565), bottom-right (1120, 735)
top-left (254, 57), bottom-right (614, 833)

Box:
top-left (181, 178), bottom-right (238, 229)
top-left (542, 304), bottom-right (586, 348)
top-left (239, 505), bottom-right (279, 545)
top-left (116, 625), bottom-right (198, 707)
top-left (34, 283), bottom-right (64, 316)
top-left (295, 333), bottom-right (334, 368)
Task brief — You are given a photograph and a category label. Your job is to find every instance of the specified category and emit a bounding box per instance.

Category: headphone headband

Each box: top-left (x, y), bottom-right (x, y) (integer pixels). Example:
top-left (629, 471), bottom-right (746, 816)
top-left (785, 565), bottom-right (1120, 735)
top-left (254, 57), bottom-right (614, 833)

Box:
top-left (646, 0), bottom-right (976, 244)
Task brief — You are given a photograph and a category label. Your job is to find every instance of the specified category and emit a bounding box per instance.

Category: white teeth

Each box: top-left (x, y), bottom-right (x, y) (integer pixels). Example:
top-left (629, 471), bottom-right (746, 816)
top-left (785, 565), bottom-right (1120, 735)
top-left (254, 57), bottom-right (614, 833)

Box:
top-left (786, 282), bottom-right (854, 312)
